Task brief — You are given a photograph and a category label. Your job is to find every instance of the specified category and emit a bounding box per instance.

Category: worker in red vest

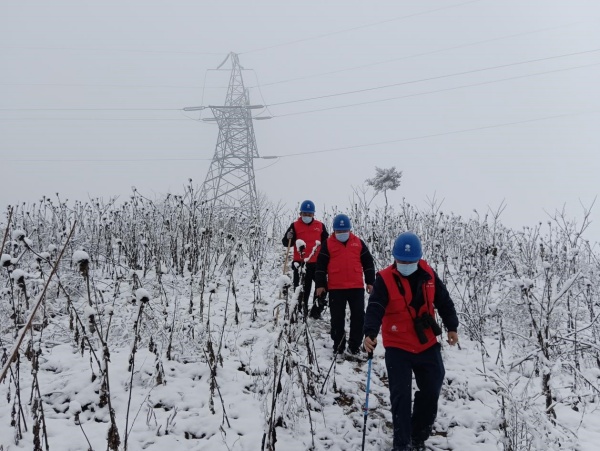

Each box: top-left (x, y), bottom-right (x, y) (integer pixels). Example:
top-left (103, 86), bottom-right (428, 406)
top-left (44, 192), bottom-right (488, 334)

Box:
top-left (282, 200), bottom-right (329, 319)
top-left (315, 214), bottom-right (375, 356)
top-left (363, 231), bottom-right (458, 451)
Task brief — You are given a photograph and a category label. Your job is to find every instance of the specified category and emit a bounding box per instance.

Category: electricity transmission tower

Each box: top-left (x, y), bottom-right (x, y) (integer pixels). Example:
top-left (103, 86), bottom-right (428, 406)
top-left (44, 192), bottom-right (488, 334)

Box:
top-left (196, 52), bottom-right (268, 221)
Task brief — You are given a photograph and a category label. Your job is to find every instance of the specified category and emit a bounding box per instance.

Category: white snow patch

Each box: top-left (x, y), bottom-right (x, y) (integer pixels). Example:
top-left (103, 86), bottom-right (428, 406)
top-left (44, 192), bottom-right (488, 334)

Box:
top-left (295, 239), bottom-right (306, 251)
top-left (0, 254), bottom-right (11, 267)
top-left (135, 288), bottom-right (151, 303)
top-left (72, 250), bottom-right (90, 265)
top-left (11, 229), bottom-right (26, 241)
top-left (68, 400), bottom-right (82, 414)
top-left (84, 305), bottom-right (96, 318)
top-left (11, 269), bottom-right (27, 281)
top-left (277, 274), bottom-right (292, 290)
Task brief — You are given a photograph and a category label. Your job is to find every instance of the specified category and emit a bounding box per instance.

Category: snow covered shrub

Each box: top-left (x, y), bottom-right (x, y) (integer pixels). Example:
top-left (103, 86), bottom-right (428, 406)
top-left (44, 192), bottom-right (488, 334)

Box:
top-left (1, 191), bottom-right (599, 451)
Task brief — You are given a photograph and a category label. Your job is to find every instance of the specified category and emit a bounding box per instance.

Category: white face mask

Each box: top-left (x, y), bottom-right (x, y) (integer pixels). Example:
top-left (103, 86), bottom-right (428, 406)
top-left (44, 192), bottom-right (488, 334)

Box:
top-left (335, 232), bottom-right (350, 242)
top-left (396, 262), bottom-right (418, 276)
top-left (301, 216), bottom-right (313, 224)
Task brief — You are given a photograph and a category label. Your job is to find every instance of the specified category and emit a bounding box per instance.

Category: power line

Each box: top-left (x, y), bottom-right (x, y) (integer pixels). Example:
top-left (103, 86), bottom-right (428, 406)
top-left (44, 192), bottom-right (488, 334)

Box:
top-left (1, 157), bottom-right (213, 163)
top-left (0, 108), bottom-right (181, 111)
top-left (0, 118), bottom-right (191, 121)
top-left (0, 23), bottom-right (576, 93)
top-left (4, 111), bottom-right (594, 163)
top-left (248, 69), bottom-right (276, 118)
top-left (240, 0), bottom-right (483, 54)
top-left (252, 22), bottom-right (579, 89)
top-left (2, 59), bottom-right (596, 122)
top-left (267, 47), bottom-right (600, 108)
top-left (3, 49), bottom-right (597, 121)
top-left (6, 60), bottom-right (595, 122)
top-left (0, 82), bottom-right (224, 90)
top-left (269, 111), bottom-right (595, 158)
top-left (0, 46), bottom-right (223, 56)
top-left (4, 44), bottom-right (596, 117)
top-left (273, 60), bottom-right (600, 118)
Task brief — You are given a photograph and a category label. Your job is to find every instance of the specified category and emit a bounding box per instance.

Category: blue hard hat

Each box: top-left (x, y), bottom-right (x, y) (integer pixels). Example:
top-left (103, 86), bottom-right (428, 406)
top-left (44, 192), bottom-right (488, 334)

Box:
top-left (300, 200), bottom-right (315, 214)
top-left (392, 232), bottom-right (422, 262)
top-left (333, 214), bottom-right (352, 231)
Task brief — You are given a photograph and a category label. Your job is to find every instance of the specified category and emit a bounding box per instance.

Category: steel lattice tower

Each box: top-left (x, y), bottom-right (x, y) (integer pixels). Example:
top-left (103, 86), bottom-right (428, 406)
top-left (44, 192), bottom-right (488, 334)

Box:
top-left (199, 52), bottom-right (262, 221)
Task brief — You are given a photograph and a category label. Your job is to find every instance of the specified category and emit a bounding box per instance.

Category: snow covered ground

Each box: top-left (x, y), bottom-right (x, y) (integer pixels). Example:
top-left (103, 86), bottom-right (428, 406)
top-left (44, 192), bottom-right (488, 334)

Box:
top-left (2, 199), bottom-right (600, 451)
top-left (2, 261), bottom-right (600, 451)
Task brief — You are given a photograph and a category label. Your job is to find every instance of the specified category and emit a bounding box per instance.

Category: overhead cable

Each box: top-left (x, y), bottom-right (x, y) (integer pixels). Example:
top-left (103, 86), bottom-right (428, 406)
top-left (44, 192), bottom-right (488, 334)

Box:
top-left (3, 111), bottom-right (595, 163)
top-left (272, 61), bottom-right (600, 118)
top-left (241, 0), bottom-right (482, 54)
top-left (272, 111), bottom-right (595, 158)
top-left (252, 22), bottom-right (579, 88)
top-left (266, 47), bottom-right (600, 108)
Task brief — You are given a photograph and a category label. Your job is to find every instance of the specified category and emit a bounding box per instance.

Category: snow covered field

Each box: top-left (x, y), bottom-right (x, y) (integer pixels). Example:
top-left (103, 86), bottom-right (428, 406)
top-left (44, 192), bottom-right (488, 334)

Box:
top-left (2, 195), bottom-right (600, 450)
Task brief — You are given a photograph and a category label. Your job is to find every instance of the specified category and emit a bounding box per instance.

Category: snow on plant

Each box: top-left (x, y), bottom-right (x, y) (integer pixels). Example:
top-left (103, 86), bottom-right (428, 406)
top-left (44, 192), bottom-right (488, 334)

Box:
top-left (1, 191), bottom-right (599, 451)
top-left (11, 229), bottom-right (26, 242)
top-left (295, 238), bottom-right (306, 252)
top-left (365, 166), bottom-right (402, 206)
top-left (261, 240), bottom-right (322, 451)
top-left (135, 288), bottom-right (150, 303)
top-left (303, 240), bottom-right (321, 263)
top-left (73, 250), bottom-right (90, 265)
top-left (0, 254), bottom-right (12, 267)
top-left (276, 274), bottom-right (291, 291)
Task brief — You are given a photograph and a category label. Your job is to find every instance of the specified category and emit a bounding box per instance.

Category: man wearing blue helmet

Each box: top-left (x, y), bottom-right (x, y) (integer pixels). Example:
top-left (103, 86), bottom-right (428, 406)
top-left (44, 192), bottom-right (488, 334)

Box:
top-left (282, 200), bottom-right (329, 319)
top-left (315, 214), bottom-right (375, 357)
top-left (363, 231), bottom-right (458, 451)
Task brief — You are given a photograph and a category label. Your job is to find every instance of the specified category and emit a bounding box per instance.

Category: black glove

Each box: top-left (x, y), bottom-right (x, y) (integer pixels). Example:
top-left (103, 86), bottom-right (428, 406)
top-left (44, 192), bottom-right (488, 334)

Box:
top-left (315, 291), bottom-right (327, 309)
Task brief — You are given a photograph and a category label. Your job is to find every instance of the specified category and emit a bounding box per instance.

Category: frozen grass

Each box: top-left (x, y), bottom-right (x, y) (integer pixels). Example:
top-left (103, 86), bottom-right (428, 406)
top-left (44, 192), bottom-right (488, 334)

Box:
top-left (1, 190), bottom-right (600, 450)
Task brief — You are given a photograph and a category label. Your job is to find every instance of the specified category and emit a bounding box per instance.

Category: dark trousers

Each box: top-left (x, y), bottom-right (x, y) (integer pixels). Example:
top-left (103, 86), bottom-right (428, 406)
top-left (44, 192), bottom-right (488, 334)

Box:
top-left (385, 344), bottom-right (445, 450)
top-left (292, 262), bottom-right (316, 317)
top-left (328, 288), bottom-right (365, 353)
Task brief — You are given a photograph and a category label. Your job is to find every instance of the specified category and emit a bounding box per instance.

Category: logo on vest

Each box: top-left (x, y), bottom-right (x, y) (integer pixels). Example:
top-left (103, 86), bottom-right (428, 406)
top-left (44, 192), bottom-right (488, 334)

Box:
top-left (391, 325), bottom-right (398, 332)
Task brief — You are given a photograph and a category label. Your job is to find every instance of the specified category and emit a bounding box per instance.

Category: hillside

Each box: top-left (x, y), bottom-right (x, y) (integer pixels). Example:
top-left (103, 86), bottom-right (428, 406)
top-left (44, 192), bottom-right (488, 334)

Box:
top-left (1, 192), bottom-right (600, 450)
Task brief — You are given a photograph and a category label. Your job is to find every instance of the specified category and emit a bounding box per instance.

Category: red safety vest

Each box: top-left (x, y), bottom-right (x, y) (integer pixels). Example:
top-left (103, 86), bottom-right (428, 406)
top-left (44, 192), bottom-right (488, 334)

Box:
top-left (380, 261), bottom-right (438, 353)
top-left (326, 233), bottom-right (365, 289)
top-left (292, 218), bottom-right (324, 263)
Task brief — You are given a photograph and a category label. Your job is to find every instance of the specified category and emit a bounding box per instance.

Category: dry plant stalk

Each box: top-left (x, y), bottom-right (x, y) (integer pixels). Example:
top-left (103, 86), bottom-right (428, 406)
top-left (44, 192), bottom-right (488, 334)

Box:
top-left (0, 221), bottom-right (76, 385)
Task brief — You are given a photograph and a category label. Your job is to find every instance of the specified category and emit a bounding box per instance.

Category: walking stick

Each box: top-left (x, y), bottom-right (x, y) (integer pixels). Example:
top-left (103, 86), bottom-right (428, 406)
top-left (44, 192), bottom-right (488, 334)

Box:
top-left (361, 350), bottom-right (374, 451)
top-left (320, 339), bottom-right (345, 394)
top-left (282, 237), bottom-right (292, 276)
top-left (275, 238), bottom-right (292, 325)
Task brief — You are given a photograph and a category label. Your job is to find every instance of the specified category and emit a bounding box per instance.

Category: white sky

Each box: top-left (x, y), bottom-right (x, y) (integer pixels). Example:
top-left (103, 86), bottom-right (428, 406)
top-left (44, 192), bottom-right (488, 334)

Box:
top-left (1, 1), bottom-right (600, 239)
